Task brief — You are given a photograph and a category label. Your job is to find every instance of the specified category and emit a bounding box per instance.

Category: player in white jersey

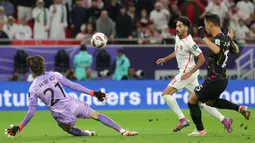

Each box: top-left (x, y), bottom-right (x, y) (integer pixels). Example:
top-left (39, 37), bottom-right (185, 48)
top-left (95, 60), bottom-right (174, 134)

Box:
top-left (156, 16), bottom-right (230, 134)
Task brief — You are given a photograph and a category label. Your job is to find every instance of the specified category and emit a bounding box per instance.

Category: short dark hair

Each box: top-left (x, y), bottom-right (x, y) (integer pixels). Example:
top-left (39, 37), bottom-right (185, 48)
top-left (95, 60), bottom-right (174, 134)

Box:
top-left (177, 16), bottom-right (191, 28)
top-left (80, 45), bottom-right (87, 51)
top-left (117, 48), bottom-right (125, 54)
top-left (204, 13), bottom-right (220, 27)
top-left (26, 55), bottom-right (45, 76)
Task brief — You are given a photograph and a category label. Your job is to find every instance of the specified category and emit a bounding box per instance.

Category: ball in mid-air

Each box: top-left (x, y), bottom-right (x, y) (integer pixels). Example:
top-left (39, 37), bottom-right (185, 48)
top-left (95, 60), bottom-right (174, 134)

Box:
top-left (91, 32), bottom-right (108, 48)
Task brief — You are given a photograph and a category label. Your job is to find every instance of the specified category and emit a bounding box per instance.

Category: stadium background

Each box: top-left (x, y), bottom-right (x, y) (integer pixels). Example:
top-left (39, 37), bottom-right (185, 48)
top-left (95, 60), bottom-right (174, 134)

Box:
top-left (0, 0), bottom-right (255, 143)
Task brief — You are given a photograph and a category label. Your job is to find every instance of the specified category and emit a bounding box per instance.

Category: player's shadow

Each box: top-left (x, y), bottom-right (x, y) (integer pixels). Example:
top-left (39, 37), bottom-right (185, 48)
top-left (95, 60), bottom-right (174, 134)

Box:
top-left (14, 135), bottom-right (75, 142)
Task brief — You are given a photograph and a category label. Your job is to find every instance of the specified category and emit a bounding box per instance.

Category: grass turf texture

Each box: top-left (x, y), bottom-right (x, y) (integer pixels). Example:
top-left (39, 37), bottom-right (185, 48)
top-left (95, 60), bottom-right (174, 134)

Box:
top-left (0, 110), bottom-right (254, 143)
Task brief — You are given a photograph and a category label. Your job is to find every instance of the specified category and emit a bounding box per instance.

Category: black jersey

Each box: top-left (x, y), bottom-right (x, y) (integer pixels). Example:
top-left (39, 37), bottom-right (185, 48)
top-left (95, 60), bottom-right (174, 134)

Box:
top-left (207, 33), bottom-right (237, 80)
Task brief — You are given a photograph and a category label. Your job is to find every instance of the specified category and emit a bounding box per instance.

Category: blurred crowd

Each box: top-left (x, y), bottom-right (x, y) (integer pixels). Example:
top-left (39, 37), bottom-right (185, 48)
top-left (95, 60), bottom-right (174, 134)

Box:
top-left (9, 45), bottom-right (145, 81)
top-left (0, 0), bottom-right (254, 44)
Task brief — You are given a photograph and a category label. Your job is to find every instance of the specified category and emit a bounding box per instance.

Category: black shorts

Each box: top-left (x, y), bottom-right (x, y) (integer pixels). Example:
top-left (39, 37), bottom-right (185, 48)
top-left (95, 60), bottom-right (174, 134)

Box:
top-left (195, 79), bottom-right (228, 103)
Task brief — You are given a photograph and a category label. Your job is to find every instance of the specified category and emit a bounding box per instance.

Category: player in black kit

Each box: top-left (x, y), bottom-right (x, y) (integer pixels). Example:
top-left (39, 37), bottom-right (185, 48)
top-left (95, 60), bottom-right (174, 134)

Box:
top-left (187, 13), bottom-right (251, 136)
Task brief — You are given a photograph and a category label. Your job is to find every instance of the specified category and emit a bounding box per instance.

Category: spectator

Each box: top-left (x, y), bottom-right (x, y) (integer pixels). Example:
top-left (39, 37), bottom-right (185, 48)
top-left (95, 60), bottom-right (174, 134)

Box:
top-left (71, 0), bottom-right (88, 38)
top-left (81, 0), bottom-right (104, 8)
top-left (249, 23), bottom-right (255, 38)
top-left (15, 19), bottom-right (32, 40)
top-left (16, 0), bottom-right (35, 22)
top-left (0, 0), bottom-right (15, 16)
top-left (65, 69), bottom-right (77, 80)
top-left (76, 22), bottom-right (96, 45)
top-left (228, 5), bottom-right (250, 25)
top-left (136, 24), bottom-right (148, 44)
top-left (44, 0), bottom-right (53, 8)
top-left (3, 16), bottom-right (18, 39)
top-left (74, 45), bottom-right (92, 80)
top-left (0, 22), bottom-right (9, 45)
top-left (201, 0), bottom-right (228, 26)
top-left (96, 49), bottom-right (111, 71)
top-left (135, 0), bottom-right (155, 15)
top-left (85, 67), bottom-right (97, 80)
top-left (49, 0), bottom-right (67, 39)
top-left (55, 49), bottom-right (70, 73)
top-left (14, 49), bottom-right (29, 74)
top-left (181, 0), bottom-right (206, 25)
top-left (122, 66), bottom-right (138, 80)
top-left (149, 2), bottom-right (170, 31)
top-left (0, 6), bottom-right (7, 23)
top-left (32, 0), bottom-right (50, 40)
top-left (168, 3), bottom-right (181, 28)
top-left (161, 25), bottom-right (173, 44)
top-left (138, 9), bottom-right (149, 28)
top-left (236, 0), bottom-right (254, 16)
top-left (191, 25), bottom-right (199, 38)
top-left (87, 0), bottom-right (102, 22)
top-left (96, 10), bottom-right (115, 39)
top-left (113, 48), bottom-right (130, 80)
top-left (9, 71), bottom-right (23, 81)
top-left (105, 0), bottom-right (121, 22)
top-left (234, 20), bottom-right (250, 44)
top-left (146, 23), bottom-right (162, 44)
top-left (160, 0), bottom-right (170, 9)
top-left (223, 0), bottom-right (235, 8)
top-left (127, 4), bottom-right (138, 35)
top-left (115, 7), bottom-right (132, 40)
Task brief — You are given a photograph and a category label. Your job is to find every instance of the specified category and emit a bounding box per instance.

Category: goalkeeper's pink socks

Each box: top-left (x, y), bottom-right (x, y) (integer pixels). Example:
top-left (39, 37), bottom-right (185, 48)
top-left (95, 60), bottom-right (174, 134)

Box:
top-left (98, 114), bottom-right (124, 133)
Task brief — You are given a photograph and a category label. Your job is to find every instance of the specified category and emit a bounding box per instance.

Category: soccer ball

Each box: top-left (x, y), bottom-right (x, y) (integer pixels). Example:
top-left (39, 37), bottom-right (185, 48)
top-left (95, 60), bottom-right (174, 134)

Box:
top-left (91, 32), bottom-right (108, 48)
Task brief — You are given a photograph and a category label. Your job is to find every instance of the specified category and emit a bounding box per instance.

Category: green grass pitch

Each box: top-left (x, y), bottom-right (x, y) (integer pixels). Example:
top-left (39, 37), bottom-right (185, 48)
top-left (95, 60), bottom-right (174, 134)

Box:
top-left (0, 110), bottom-right (254, 143)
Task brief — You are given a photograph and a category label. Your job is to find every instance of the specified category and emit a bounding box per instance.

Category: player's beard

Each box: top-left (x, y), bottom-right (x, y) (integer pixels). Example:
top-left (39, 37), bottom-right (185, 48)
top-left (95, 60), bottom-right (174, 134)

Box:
top-left (176, 30), bottom-right (184, 38)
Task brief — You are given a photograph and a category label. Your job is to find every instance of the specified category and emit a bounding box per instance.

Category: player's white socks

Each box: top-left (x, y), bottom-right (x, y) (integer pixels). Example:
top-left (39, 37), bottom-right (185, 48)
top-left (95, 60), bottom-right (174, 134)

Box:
top-left (162, 95), bottom-right (185, 120)
top-left (199, 103), bottom-right (225, 121)
top-left (119, 129), bottom-right (126, 134)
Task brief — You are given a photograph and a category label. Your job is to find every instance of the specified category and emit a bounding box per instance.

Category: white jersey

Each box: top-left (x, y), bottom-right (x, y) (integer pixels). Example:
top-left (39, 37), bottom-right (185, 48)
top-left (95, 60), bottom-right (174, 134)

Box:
top-left (175, 34), bottom-right (202, 73)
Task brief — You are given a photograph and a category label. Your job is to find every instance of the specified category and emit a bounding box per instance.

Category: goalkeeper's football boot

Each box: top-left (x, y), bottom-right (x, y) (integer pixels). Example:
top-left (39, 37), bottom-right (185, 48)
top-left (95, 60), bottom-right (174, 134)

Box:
top-left (84, 130), bottom-right (96, 136)
top-left (173, 118), bottom-right (190, 132)
top-left (122, 131), bottom-right (139, 136)
top-left (222, 118), bottom-right (233, 133)
top-left (188, 129), bottom-right (207, 136)
top-left (239, 106), bottom-right (251, 120)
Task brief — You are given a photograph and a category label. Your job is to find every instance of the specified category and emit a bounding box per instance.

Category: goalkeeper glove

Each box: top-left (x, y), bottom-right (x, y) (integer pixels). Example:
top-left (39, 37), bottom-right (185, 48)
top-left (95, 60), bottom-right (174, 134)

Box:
top-left (5, 124), bottom-right (23, 137)
top-left (93, 91), bottom-right (107, 103)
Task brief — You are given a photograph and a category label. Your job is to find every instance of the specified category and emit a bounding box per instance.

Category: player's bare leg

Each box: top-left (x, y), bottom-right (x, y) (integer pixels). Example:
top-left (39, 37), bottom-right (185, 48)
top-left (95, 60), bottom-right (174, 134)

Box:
top-left (187, 90), bottom-right (231, 132)
top-left (58, 123), bottom-right (96, 136)
top-left (187, 92), bottom-right (207, 136)
top-left (90, 110), bottom-right (139, 136)
top-left (162, 86), bottom-right (190, 132)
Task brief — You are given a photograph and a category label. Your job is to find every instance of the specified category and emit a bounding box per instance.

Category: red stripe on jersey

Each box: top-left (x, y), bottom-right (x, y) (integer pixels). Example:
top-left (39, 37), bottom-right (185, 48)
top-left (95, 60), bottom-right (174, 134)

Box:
top-left (170, 78), bottom-right (176, 85)
top-left (171, 79), bottom-right (177, 85)
top-left (197, 52), bottom-right (203, 57)
top-left (183, 53), bottom-right (191, 73)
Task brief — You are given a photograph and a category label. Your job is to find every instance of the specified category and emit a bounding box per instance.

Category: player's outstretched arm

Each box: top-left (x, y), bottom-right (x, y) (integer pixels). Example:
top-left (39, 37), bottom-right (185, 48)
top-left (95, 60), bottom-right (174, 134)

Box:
top-left (5, 93), bottom-right (38, 137)
top-left (57, 73), bottom-right (106, 102)
top-left (198, 26), bottom-right (220, 53)
top-left (156, 52), bottom-right (176, 65)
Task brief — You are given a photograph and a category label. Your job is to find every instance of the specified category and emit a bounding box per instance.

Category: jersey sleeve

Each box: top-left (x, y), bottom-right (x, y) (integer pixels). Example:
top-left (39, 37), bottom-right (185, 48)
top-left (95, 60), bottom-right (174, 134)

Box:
top-left (20, 89), bottom-right (38, 128)
top-left (53, 72), bottom-right (93, 95)
top-left (229, 41), bottom-right (239, 54)
top-left (187, 39), bottom-right (202, 56)
top-left (213, 38), bottom-right (221, 47)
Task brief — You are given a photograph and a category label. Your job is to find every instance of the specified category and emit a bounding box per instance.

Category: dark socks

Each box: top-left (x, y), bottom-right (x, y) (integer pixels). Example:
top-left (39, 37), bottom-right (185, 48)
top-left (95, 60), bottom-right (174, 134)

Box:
top-left (211, 99), bottom-right (239, 111)
top-left (188, 103), bottom-right (204, 131)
